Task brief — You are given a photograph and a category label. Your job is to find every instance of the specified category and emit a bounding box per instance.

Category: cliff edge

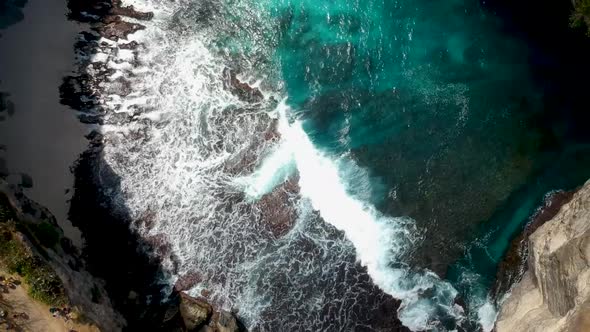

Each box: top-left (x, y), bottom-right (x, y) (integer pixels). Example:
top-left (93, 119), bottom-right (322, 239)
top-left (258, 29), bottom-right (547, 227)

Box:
top-left (496, 180), bottom-right (590, 332)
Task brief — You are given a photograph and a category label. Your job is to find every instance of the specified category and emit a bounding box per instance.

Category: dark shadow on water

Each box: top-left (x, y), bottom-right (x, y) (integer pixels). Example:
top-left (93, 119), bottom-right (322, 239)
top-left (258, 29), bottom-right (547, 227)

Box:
top-left (480, 0), bottom-right (590, 143)
top-left (68, 133), bottom-right (184, 330)
top-left (0, 0), bottom-right (27, 31)
top-left (60, 1), bottom-right (187, 330)
top-left (0, 0), bottom-right (25, 123)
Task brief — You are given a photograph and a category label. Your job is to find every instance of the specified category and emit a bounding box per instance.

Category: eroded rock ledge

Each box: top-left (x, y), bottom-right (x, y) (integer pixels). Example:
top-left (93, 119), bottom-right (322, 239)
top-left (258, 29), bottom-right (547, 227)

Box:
top-left (496, 180), bottom-right (590, 332)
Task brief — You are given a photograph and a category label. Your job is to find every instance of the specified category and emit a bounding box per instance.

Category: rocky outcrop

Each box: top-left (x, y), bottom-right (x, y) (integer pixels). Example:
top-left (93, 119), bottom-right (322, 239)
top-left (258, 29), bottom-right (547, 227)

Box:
top-left (179, 293), bottom-right (212, 330)
top-left (496, 180), bottom-right (590, 332)
top-left (177, 292), bottom-right (240, 332)
top-left (0, 180), bottom-right (125, 331)
top-left (492, 190), bottom-right (576, 298)
top-left (223, 68), bottom-right (264, 103)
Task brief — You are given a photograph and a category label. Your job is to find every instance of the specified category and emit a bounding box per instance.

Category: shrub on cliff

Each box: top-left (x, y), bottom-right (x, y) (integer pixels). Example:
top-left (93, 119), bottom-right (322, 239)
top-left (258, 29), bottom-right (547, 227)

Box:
top-left (0, 225), bottom-right (67, 306)
top-left (0, 194), bottom-right (16, 222)
top-left (29, 221), bottom-right (60, 248)
top-left (571, 0), bottom-right (590, 35)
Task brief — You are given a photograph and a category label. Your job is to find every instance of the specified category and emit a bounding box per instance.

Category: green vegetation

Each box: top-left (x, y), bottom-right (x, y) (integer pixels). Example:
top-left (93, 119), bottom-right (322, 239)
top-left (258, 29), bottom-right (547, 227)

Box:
top-left (0, 193), bottom-right (16, 222)
top-left (29, 221), bottom-right (61, 248)
top-left (90, 284), bottom-right (102, 303)
top-left (0, 225), bottom-right (67, 306)
top-left (571, 0), bottom-right (590, 35)
top-left (0, 195), bottom-right (67, 306)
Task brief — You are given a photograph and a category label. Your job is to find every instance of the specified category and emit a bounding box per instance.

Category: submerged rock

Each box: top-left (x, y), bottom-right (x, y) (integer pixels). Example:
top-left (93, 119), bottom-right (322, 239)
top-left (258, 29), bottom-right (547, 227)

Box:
top-left (223, 68), bottom-right (264, 103)
top-left (496, 180), bottom-right (590, 332)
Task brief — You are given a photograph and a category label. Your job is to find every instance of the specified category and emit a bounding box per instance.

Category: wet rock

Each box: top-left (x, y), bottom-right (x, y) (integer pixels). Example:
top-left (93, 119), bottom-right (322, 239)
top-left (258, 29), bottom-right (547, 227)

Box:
top-left (119, 41), bottom-right (140, 50)
top-left (106, 77), bottom-right (133, 96)
top-left (99, 16), bottom-right (145, 41)
top-left (67, 0), bottom-right (153, 23)
top-left (174, 272), bottom-right (203, 292)
top-left (19, 173), bottom-right (33, 188)
top-left (223, 68), bottom-right (264, 103)
top-left (492, 189), bottom-right (576, 298)
top-left (214, 311), bottom-right (239, 332)
top-left (179, 293), bottom-right (212, 331)
top-left (256, 177), bottom-right (300, 237)
top-left (111, 3), bottom-right (154, 21)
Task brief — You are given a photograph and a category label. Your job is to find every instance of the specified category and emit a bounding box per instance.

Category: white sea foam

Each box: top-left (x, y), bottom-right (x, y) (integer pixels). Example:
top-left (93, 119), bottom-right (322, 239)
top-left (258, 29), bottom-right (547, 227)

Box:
top-left (477, 299), bottom-right (498, 332)
top-left (238, 100), bottom-right (467, 331)
top-left (85, 0), bottom-right (499, 330)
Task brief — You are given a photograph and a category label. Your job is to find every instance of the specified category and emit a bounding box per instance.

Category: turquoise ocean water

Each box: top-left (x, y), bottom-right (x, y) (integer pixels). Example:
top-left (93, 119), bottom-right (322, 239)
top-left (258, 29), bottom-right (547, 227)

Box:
top-left (4, 0), bottom-right (589, 330)
top-left (229, 0), bottom-right (590, 329)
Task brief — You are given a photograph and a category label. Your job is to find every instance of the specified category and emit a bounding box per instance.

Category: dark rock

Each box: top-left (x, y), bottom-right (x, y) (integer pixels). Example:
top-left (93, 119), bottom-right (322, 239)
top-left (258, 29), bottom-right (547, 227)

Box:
top-left (119, 41), bottom-right (140, 50)
top-left (66, 0), bottom-right (154, 23)
top-left (19, 173), bottom-right (33, 188)
top-left (111, 3), bottom-right (154, 20)
top-left (179, 293), bottom-right (212, 331)
top-left (256, 177), bottom-right (300, 237)
top-left (162, 301), bottom-right (180, 323)
top-left (99, 16), bottom-right (145, 41)
top-left (222, 68), bottom-right (264, 103)
top-left (174, 272), bottom-right (203, 292)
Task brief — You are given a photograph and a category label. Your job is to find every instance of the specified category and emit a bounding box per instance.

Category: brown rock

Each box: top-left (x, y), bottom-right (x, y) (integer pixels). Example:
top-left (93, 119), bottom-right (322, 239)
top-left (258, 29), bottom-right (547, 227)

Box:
top-left (174, 272), bottom-right (203, 292)
top-left (179, 293), bottom-right (212, 331)
top-left (111, 4), bottom-right (154, 20)
top-left (215, 311), bottom-right (239, 332)
top-left (222, 68), bottom-right (264, 103)
top-left (256, 177), bottom-right (300, 237)
top-left (99, 17), bottom-right (145, 41)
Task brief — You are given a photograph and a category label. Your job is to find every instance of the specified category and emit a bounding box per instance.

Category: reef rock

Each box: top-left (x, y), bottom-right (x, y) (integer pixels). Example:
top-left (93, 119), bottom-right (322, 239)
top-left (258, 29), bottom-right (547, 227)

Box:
top-left (496, 180), bottom-right (590, 332)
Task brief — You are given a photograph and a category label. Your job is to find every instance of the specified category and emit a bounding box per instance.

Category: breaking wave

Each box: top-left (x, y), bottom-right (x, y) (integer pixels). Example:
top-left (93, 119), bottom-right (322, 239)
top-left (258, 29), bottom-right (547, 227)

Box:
top-left (84, 0), bottom-right (498, 330)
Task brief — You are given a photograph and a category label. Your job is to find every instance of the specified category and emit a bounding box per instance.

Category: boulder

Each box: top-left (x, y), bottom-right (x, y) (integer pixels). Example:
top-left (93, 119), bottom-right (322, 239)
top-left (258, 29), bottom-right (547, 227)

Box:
top-left (179, 293), bottom-right (212, 331)
top-left (215, 311), bottom-right (239, 332)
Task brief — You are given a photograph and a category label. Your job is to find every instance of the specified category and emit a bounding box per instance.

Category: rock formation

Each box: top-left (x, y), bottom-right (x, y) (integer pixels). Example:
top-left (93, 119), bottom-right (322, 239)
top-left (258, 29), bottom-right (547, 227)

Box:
top-left (496, 180), bottom-right (590, 332)
top-left (177, 292), bottom-right (240, 332)
top-left (179, 293), bottom-right (212, 330)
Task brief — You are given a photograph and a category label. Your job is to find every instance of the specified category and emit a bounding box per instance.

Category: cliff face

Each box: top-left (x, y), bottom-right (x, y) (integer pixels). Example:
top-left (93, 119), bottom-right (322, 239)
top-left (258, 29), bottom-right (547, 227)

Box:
top-left (496, 180), bottom-right (590, 332)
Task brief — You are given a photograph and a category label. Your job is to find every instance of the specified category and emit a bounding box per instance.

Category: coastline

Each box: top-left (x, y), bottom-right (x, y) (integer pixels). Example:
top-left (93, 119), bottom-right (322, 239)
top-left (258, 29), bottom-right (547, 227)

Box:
top-left (495, 180), bottom-right (590, 332)
top-left (0, 180), bottom-right (124, 331)
top-left (62, 1), bottom-right (248, 330)
top-left (0, 0), bottom-right (588, 330)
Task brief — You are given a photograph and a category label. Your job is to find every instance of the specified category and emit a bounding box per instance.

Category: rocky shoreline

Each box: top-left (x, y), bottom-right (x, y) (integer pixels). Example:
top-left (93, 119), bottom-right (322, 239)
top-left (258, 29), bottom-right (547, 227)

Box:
top-left (61, 0), bottom-right (246, 330)
top-left (495, 180), bottom-right (590, 332)
top-left (48, 0), bottom-right (590, 330)
top-left (0, 180), bottom-right (123, 331)
top-left (491, 189), bottom-right (576, 299)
